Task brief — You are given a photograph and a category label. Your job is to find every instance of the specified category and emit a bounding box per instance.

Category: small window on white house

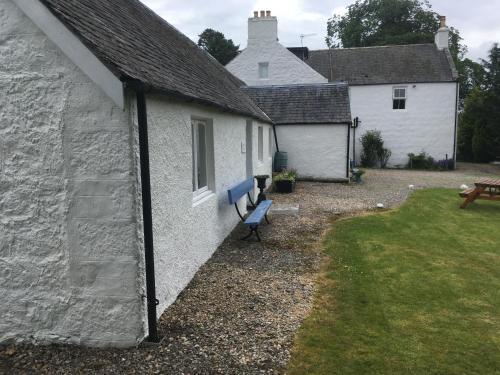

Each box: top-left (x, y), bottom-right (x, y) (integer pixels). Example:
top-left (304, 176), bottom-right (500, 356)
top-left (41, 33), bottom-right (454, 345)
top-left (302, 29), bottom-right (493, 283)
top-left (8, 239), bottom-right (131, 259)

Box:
top-left (192, 119), bottom-right (214, 200)
top-left (393, 87), bottom-right (407, 110)
top-left (268, 127), bottom-right (273, 157)
top-left (258, 62), bottom-right (269, 79)
top-left (258, 126), bottom-right (264, 162)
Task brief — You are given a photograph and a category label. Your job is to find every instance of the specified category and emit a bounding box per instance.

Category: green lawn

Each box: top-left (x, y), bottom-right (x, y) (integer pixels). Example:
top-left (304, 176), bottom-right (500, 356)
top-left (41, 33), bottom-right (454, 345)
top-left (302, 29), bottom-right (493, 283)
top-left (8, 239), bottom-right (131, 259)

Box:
top-left (288, 189), bottom-right (500, 375)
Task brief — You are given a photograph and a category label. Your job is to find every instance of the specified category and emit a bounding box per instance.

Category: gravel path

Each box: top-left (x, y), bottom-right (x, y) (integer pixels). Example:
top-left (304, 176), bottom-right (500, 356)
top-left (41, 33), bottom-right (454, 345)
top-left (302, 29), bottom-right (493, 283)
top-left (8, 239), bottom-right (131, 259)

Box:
top-left (1, 164), bottom-right (498, 374)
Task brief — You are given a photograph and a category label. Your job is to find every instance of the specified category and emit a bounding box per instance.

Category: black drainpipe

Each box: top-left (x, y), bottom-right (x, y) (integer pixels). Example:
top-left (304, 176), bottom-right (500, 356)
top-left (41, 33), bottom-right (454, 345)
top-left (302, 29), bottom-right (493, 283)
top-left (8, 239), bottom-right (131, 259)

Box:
top-left (272, 124), bottom-right (280, 152)
top-left (346, 122), bottom-right (351, 179)
top-left (127, 80), bottom-right (159, 343)
top-left (452, 81), bottom-right (459, 167)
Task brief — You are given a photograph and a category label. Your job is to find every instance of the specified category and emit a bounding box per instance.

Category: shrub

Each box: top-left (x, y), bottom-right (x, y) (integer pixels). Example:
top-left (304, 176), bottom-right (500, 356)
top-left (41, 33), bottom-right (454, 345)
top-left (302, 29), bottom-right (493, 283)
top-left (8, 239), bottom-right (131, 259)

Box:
top-left (273, 169), bottom-right (297, 182)
top-left (378, 148), bottom-right (392, 169)
top-left (360, 130), bottom-right (391, 168)
top-left (407, 152), bottom-right (455, 170)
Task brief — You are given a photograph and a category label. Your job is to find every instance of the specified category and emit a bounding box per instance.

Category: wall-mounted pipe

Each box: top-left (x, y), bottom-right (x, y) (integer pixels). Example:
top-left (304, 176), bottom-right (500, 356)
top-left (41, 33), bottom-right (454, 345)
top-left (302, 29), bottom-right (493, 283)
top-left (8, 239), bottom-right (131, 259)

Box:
top-left (346, 122), bottom-right (351, 179)
top-left (127, 80), bottom-right (159, 343)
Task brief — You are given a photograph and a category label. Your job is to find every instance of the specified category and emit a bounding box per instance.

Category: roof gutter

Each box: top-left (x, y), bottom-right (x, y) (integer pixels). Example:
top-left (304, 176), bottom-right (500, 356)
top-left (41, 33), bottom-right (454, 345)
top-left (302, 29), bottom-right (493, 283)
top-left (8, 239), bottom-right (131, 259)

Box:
top-left (126, 79), bottom-right (159, 343)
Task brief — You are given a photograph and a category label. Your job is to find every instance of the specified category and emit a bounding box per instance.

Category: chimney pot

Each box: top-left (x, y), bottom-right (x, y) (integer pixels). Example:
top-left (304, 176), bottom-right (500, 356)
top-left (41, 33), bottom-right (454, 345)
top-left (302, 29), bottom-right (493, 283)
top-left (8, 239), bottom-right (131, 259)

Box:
top-left (260, 10), bottom-right (265, 17)
top-left (439, 16), bottom-right (446, 28)
top-left (253, 11), bottom-right (258, 17)
top-left (266, 10), bottom-right (271, 17)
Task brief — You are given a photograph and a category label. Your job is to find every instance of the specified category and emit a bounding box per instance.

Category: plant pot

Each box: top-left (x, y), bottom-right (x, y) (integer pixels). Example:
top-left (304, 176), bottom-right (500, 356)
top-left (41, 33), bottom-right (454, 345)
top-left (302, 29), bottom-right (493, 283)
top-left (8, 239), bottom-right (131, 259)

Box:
top-left (275, 180), bottom-right (295, 193)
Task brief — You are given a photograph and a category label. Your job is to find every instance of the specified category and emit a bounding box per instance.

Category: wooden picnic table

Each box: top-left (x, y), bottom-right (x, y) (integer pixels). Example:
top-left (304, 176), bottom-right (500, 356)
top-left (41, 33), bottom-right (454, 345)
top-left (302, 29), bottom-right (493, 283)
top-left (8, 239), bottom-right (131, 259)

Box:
top-left (459, 178), bottom-right (500, 208)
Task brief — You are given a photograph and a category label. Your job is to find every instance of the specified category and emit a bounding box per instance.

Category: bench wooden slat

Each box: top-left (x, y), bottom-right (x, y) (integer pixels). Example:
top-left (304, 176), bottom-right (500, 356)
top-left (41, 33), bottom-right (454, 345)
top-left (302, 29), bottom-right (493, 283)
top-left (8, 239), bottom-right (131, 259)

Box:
top-left (227, 177), bottom-right (254, 205)
top-left (245, 200), bottom-right (272, 226)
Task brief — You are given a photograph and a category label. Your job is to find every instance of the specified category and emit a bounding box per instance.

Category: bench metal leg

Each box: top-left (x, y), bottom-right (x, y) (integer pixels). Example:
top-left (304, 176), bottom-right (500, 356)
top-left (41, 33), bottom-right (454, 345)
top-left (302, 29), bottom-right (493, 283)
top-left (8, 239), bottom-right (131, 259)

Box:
top-left (264, 214), bottom-right (270, 224)
top-left (241, 225), bottom-right (261, 242)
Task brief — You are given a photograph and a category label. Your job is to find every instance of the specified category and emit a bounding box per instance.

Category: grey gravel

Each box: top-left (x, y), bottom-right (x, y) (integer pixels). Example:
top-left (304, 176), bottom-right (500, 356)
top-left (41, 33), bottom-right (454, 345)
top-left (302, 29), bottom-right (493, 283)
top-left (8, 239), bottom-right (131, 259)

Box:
top-left (1, 163), bottom-right (497, 374)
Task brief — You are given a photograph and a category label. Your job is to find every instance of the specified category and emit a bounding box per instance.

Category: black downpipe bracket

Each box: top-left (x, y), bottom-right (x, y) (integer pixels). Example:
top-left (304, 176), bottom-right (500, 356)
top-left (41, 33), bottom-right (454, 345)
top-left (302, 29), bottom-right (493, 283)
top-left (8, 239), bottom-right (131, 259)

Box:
top-left (346, 122), bottom-right (351, 179)
top-left (133, 82), bottom-right (159, 343)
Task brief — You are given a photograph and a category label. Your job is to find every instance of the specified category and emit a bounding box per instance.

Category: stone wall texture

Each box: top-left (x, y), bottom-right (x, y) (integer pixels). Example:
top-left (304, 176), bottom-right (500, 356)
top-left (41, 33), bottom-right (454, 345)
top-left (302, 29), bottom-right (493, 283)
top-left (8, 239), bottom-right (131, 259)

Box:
top-left (350, 83), bottom-right (457, 167)
top-left (0, 0), bottom-right (144, 347)
top-left (141, 97), bottom-right (273, 315)
top-left (275, 125), bottom-right (349, 180)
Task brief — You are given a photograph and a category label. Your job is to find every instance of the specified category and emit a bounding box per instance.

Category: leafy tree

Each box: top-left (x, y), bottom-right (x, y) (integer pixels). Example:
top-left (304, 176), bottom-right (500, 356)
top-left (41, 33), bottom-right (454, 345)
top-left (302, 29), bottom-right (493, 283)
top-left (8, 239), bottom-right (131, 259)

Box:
top-left (326, 0), bottom-right (439, 48)
top-left (197, 28), bottom-right (239, 66)
top-left (458, 44), bottom-right (500, 162)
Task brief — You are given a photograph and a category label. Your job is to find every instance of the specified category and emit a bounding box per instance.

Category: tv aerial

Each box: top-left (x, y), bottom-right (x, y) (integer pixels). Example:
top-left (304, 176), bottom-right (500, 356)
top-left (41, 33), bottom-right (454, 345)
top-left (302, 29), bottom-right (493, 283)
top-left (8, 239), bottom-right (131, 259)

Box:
top-left (300, 33), bottom-right (317, 47)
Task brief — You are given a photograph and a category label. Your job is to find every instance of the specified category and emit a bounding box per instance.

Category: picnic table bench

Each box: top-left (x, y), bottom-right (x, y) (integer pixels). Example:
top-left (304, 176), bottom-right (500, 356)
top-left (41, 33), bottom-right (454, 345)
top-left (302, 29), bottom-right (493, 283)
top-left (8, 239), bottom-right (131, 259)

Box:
top-left (459, 178), bottom-right (500, 208)
top-left (228, 177), bottom-right (272, 241)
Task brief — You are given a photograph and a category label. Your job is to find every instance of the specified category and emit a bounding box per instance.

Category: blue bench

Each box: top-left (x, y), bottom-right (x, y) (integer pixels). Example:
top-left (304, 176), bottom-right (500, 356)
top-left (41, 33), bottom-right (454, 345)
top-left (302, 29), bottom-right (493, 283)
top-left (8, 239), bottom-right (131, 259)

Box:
top-left (228, 177), bottom-right (273, 241)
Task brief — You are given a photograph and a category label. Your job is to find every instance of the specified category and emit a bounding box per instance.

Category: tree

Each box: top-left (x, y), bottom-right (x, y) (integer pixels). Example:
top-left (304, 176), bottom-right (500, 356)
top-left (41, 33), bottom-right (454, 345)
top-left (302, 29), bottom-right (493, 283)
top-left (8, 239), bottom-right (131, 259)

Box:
top-left (458, 44), bottom-right (500, 162)
top-left (326, 0), bottom-right (439, 48)
top-left (197, 28), bottom-right (239, 66)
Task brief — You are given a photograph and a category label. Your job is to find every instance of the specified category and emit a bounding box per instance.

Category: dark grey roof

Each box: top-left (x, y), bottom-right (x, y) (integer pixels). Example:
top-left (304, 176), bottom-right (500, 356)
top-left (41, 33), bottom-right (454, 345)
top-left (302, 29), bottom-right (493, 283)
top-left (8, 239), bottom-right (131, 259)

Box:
top-left (305, 44), bottom-right (458, 85)
top-left (39, 0), bottom-right (270, 122)
top-left (242, 84), bottom-right (351, 125)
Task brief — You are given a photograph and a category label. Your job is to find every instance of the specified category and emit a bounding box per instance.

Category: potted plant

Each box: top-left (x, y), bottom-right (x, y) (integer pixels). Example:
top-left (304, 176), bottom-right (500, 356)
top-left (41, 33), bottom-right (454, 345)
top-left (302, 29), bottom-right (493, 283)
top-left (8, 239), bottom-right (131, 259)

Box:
top-left (273, 169), bottom-right (297, 193)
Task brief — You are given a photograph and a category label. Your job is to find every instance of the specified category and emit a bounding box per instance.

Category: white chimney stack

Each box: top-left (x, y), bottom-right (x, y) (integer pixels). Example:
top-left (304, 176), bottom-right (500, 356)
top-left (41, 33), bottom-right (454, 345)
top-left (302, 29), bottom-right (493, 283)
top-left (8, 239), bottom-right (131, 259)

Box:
top-left (248, 10), bottom-right (278, 45)
top-left (435, 16), bottom-right (449, 50)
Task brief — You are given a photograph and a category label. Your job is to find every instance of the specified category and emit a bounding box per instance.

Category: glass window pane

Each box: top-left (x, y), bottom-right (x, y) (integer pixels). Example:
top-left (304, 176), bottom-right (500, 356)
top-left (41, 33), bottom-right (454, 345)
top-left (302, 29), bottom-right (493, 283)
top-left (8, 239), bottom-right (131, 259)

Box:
top-left (197, 123), bottom-right (207, 189)
top-left (268, 127), bottom-right (273, 156)
top-left (258, 126), bottom-right (263, 161)
top-left (192, 123), bottom-right (197, 191)
top-left (258, 62), bottom-right (269, 79)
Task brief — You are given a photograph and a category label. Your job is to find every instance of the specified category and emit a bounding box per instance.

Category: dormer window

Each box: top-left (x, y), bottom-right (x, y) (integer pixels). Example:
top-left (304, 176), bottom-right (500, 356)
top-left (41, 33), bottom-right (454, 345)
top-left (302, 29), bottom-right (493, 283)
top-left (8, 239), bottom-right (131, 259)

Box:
top-left (393, 87), bottom-right (407, 110)
top-left (258, 62), bottom-right (269, 79)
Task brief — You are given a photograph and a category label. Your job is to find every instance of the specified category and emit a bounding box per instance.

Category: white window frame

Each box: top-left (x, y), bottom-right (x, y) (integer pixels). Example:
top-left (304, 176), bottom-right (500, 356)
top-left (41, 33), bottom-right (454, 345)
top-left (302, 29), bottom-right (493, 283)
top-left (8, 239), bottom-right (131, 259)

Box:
top-left (258, 126), bottom-right (264, 162)
top-left (192, 118), bottom-right (215, 203)
top-left (258, 62), bottom-right (269, 79)
top-left (393, 87), bottom-right (407, 110)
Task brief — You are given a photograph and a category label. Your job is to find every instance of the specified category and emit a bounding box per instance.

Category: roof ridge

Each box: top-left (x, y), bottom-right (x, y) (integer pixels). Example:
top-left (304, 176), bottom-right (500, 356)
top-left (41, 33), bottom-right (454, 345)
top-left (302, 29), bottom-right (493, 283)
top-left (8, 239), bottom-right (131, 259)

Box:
top-left (244, 82), bottom-right (348, 89)
top-left (310, 43), bottom-right (436, 53)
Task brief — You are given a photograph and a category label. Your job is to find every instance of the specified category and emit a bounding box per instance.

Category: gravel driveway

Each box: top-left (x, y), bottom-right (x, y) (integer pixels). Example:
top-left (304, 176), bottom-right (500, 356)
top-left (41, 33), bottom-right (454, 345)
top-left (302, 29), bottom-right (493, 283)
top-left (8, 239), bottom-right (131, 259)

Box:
top-left (1, 164), bottom-right (498, 374)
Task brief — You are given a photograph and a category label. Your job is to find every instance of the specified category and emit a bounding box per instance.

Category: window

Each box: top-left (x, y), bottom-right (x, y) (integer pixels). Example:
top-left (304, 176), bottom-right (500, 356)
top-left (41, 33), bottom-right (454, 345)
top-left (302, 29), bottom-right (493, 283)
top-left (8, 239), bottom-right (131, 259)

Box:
top-left (258, 126), bottom-right (263, 162)
top-left (192, 119), bottom-right (214, 200)
top-left (268, 127), bottom-right (273, 157)
top-left (393, 87), bottom-right (407, 110)
top-left (258, 62), bottom-right (269, 79)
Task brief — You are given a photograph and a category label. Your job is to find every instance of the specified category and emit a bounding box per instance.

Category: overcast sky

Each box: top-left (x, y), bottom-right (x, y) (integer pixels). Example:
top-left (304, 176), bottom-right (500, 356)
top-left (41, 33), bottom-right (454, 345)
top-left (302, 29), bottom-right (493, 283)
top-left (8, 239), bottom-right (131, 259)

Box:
top-left (142, 0), bottom-right (500, 62)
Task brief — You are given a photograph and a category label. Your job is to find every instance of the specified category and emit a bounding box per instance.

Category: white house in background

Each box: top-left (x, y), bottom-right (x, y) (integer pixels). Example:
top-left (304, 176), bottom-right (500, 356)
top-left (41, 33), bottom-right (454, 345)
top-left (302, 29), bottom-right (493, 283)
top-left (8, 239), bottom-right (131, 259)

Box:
top-left (1, 0), bottom-right (272, 347)
top-left (226, 10), bottom-right (327, 86)
top-left (243, 84), bottom-right (352, 181)
top-left (227, 13), bottom-right (459, 168)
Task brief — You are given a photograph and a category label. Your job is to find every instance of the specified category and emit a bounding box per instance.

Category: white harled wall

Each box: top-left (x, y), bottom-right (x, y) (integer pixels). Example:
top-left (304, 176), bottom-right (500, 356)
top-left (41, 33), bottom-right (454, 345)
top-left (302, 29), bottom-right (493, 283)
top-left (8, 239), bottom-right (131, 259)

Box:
top-left (141, 97), bottom-right (273, 315)
top-left (0, 0), bottom-right (144, 347)
top-left (350, 83), bottom-right (457, 167)
top-left (226, 15), bottom-right (327, 86)
top-left (275, 125), bottom-right (348, 180)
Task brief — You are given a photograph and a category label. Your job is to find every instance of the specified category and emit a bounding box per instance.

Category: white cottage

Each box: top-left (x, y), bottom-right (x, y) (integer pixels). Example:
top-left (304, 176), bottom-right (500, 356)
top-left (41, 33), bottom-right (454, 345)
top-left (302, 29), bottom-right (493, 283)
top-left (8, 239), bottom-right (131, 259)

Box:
top-left (0, 0), bottom-right (273, 347)
top-left (243, 84), bottom-right (352, 180)
top-left (227, 12), bottom-right (459, 168)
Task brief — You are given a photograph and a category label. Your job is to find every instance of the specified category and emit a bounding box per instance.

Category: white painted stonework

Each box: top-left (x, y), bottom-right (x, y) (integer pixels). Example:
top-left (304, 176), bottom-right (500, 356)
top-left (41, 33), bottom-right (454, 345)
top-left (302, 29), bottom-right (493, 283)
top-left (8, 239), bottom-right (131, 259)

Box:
top-left (226, 15), bottom-right (327, 86)
top-left (275, 125), bottom-right (349, 180)
top-left (1, 0), bottom-right (273, 347)
top-left (350, 83), bottom-right (458, 167)
top-left (140, 97), bottom-right (272, 315)
top-left (1, 0), bottom-right (144, 347)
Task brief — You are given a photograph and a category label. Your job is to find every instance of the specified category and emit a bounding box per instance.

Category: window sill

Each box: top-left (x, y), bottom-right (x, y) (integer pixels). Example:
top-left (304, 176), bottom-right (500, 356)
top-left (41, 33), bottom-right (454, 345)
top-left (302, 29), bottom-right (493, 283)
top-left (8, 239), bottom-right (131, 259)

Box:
top-left (192, 190), bottom-right (215, 207)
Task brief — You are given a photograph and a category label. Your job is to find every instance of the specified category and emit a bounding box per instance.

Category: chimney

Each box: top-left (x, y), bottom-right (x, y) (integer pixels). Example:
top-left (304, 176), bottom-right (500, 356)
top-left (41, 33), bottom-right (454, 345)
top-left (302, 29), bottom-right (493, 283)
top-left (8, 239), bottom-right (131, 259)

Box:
top-left (435, 15), bottom-right (449, 50)
top-left (248, 10), bottom-right (278, 45)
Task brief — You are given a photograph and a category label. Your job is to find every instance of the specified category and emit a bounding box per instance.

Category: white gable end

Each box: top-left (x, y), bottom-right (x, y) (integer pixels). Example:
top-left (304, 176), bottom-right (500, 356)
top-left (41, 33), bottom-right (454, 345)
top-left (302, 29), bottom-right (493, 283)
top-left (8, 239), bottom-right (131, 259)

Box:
top-left (226, 12), bottom-right (327, 86)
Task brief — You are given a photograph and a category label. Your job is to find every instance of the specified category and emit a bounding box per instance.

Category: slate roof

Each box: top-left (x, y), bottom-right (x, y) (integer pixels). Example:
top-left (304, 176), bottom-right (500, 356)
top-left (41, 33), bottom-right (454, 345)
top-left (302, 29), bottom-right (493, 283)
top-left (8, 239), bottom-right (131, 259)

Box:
top-left (242, 84), bottom-right (351, 125)
top-left (39, 0), bottom-right (270, 122)
top-left (305, 44), bottom-right (458, 85)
